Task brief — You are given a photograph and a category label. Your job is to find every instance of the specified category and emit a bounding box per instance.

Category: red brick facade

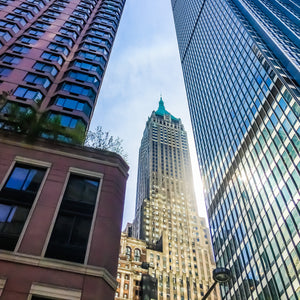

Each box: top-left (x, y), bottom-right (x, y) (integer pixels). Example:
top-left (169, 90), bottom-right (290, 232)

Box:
top-left (0, 134), bottom-right (128, 299)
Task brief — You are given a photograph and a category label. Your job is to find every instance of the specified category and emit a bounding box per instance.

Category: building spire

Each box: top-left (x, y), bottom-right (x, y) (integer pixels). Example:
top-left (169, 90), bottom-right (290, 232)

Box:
top-left (158, 95), bottom-right (165, 111)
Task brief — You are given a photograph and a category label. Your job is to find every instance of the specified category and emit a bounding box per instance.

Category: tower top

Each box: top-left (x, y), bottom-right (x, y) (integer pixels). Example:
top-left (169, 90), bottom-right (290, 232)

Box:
top-left (155, 96), bottom-right (179, 121)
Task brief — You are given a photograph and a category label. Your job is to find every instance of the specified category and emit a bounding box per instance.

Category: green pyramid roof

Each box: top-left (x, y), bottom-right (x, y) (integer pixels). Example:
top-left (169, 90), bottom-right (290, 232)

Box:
top-left (155, 97), bottom-right (179, 121)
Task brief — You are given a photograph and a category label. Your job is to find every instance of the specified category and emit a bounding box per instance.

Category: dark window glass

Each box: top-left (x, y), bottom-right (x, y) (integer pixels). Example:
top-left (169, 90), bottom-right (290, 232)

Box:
top-left (0, 20), bottom-right (20, 33)
top-left (54, 35), bottom-right (74, 47)
top-left (0, 29), bottom-right (12, 41)
top-left (6, 14), bottom-right (27, 26)
top-left (0, 164), bottom-right (46, 251)
top-left (11, 45), bottom-right (30, 54)
top-left (13, 86), bottom-right (43, 102)
top-left (67, 70), bottom-right (100, 87)
top-left (48, 42), bottom-right (69, 55)
top-left (33, 62), bottom-right (58, 76)
top-left (13, 8), bottom-right (34, 19)
top-left (1, 54), bottom-right (21, 64)
top-left (45, 174), bottom-right (99, 263)
top-left (54, 96), bottom-right (91, 116)
top-left (0, 66), bottom-right (12, 76)
top-left (24, 73), bottom-right (51, 89)
top-left (19, 36), bottom-right (38, 44)
top-left (27, 28), bottom-right (44, 37)
top-left (41, 51), bottom-right (64, 65)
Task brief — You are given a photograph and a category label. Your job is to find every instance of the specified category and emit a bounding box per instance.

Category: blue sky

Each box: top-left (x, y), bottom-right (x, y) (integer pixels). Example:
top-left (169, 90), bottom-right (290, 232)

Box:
top-left (90, 0), bottom-right (207, 228)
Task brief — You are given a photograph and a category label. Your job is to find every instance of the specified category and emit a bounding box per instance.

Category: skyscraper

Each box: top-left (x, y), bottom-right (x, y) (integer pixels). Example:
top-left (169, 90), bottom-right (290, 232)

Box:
top-left (133, 98), bottom-right (220, 300)
top-left (0, 0), bottom-right (128, 298)
top-left (171, 1), bottom-right (299, 299)
top-left (0, 0), bottom-right (125, 137)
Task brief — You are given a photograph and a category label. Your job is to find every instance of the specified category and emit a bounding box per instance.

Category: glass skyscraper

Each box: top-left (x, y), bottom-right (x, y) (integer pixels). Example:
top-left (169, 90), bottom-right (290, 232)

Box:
top-left (171, 0), bottom-right (299, 299)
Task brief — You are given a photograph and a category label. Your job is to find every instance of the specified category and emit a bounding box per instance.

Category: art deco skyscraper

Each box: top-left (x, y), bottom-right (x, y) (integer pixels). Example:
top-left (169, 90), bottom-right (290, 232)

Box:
top-left (133, 98), bottom-right (220, 300)
top-left (171, 1), bottom-right (299, 300)
top-left (0, 0), bottom-right (125, 135)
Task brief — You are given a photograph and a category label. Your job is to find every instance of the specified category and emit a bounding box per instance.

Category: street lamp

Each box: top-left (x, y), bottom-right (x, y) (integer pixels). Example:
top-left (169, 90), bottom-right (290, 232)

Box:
top-left (202, 268), bottom-right (231, 300)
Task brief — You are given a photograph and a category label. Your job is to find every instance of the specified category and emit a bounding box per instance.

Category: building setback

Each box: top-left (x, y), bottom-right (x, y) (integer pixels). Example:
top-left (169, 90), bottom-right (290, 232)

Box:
top-left (133, 98), bottom-right (220, 300)
top-left (0, 0), bottom-right (125, 136)
top-left (171, 0), bottom-right (300, 299)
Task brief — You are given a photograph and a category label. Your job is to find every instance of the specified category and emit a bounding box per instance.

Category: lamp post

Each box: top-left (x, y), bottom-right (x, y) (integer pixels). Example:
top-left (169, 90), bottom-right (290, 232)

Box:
top-left (202, 268), bottom-right (231, 300)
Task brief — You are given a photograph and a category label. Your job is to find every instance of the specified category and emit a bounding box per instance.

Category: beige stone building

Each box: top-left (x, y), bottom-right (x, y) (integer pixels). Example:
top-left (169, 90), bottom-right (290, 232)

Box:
top-left (131, 99), bottom-right (221, 300)
top-left (115, 228), bottom-right (150, 300)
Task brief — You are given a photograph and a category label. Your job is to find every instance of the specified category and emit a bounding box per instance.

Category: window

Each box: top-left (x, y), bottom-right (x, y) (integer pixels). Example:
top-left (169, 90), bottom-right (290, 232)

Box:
top-left (41, 51), bottom-right (64, 65)
top-left (125, 246), bottom-right (131, 260)
top-left (0, 164), bottom-right (46, 251)
top-left (59, 82), bottom-right (96, 101)
top-left (45, 10), bottom-right (60, 17)
top-left (33, 22), bottom-right (49, 29)
top-left (20, 3), bottom-right (39, 14)
top-left (48, 113), bottom-right (84, 129)
top-left (11, 45), bottom-right (30, 54)
top-left (24, 73), bottom-right (51, 89)
top-left (0, 30), bottom-right (12, 41)
top-left (39, 15), bottom-right (55, 23)
top-left (27, 28), bottom-right (44, 37)
top-left (0, 21), bottom-right (20, 33)
top-left (64, 22), bottom-right (81, 32)
top-left (66, 70), bottom-right (100, 87)
top-left (72, 60), bottom-right (103, 76)
top-left (81, 42), bottom-right (108, 54)
top-left (19, 36), bottom-right (38, 45)
top-left (27, 0), bottom-right (45, 8)
top-left (134, 248), bottom-right (141, 262)
top-left (50, 4), bottom-right (65, 11)
top-left (69, 16), bottom-right (85, 25)
top-left (54, 96), bottom-right (91, 116)
top-left (48, 43), bottom-right (70, 56)
top-left (1, 54), bottom-right (21, 64)
top-left (5, 14), bottom-right (27, 26)
top-left (84, 36), bottom-right (111, 48)
top-left (13, 8), bottom-right (34, 19)
top-left (45, 174), bottom-right (100, 263)
top-left (124, 284), bottom-right (128, 290)
top-left (72, 10), bottom-right (88, 21)
top-left (33, 62), bottom-right (58, 76)
top-left (0, 66), bottom-right (12, 77)
top-left (54, 35), bottom-right (74, 47)
top-left (14, 86), bottom-right (43, 102)
top-left (77, 51), bottom-right (106, 64)
top-left (59, 28), bottom-right (78, 39)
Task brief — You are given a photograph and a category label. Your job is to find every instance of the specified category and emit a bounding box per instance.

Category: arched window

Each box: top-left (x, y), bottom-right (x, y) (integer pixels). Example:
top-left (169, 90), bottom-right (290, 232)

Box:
top-left (124, 283), bottom-right (128, 290)
top-left (125, 246), bottom-right (131, 260)
top-left (134, 248), bottom-right (141, 262)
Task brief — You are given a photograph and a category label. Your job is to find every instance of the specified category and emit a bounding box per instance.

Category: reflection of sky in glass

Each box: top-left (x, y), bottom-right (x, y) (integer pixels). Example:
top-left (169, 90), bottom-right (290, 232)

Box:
top-left (0, 204), bottom-right (16, 222)
top-left (5, 167), bottom-right (37, 191)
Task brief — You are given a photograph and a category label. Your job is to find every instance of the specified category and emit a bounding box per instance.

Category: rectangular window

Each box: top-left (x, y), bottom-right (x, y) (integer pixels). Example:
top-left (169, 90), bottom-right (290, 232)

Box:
top-left (1, 54), bottom-right (21, 64)
top-left (0, 21), bottom-right (20, 33)
top-left (48, 43), bottom-right (69, 56)
top-left (33, 62), bottom-right (58, 76)
top-left (27, 28), bottom-right (44, 37)
top-left (13, 8), bottom-right (34, 19)
top-left (54, 35), bottom-right (74, 47)
top-left (19, 36), bottom-right (38, 45)
top-left (0, 66), bottom-right (12, 77)
top-left (13, 86), bottom-right (43, 102)
top-left (59, 28), bottom-right (78, 39)
top-left (0, 164), bottom-right (46, 251)
top-left (5, 14), bottom-right (27, 26)
top-left (60, 82), bottom-right (96, 101)
top-left (0, 30), bottom-right (12, 41)
top-left (24, 73), bottom-right (51, 89)
top-left (11, 44), bottom-right (30, 54)
top-left (41, 51), bottom-right (64, 65)
top-left (20, 3), bottom-right (39, 14)
top-left (45, 174), bottom-right (99, 263)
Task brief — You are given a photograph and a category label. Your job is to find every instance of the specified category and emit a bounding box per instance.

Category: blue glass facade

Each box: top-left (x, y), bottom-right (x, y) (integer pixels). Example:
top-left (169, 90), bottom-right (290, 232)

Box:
top-left (171, 0), bottom-right (299, 299)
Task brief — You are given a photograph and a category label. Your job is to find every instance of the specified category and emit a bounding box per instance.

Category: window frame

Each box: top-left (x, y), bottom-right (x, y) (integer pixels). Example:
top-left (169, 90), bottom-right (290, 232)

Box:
top-left (42, 168), bottom-right (103, 264)
top-left (0, 157), bottom-right (50, 252)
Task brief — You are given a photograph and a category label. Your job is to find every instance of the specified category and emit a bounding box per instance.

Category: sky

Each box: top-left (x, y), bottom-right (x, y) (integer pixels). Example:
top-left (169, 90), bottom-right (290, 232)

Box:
top-left (90, 0), bottom-right (208, 228)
